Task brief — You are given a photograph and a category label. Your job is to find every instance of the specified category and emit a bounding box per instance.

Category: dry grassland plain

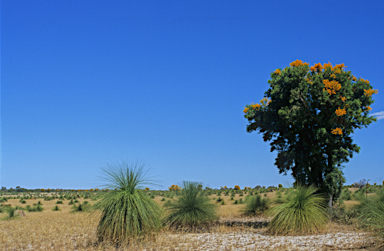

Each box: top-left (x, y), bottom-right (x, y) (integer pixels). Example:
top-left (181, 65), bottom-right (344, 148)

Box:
top-left (0, 190), bottom-right (379, 250)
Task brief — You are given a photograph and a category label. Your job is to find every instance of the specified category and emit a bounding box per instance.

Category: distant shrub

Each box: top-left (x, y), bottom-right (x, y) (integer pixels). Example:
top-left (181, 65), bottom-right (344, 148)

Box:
top-left (56, 201), bottom-right (63, 204)
top-left (71, 202), bottom-right (91, 212)
top-left (52, 205), bottom-right (61, 211)
top-left (358, 187), bottom-right (384, 237)
top-left (234, 185), bottom-right (240, 190)
top-left (163, 181), bottom-right (218, 229)
top-left (5, 206), bottom-right (16, 218)
top-left (243, 195), bottom-right (269, 215)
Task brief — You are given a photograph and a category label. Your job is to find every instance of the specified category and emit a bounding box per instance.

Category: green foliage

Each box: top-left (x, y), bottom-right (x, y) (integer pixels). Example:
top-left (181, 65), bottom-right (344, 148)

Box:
top-left (339, 188), bottom-right (352, 201)
top-left (52, 205), bottom-right (61, 211)
top-left (91, 161), bottom-right (163, 245)
top-left (5, 206), bottom-right (18, 218)
top-left (268, 185), bottom-right (329, 234)
top-left (244, 61), bottom-right (377, 195)
top-left (357, 187), bottom-right (384, 237)
top-left (25, 204), bottom-right (43, 212)
top-left (243, 195), bottom-right (269, 215)
top-left (163, 181), bottom-right (218, 229)
top-left (56, 200), bottom-right (63, 204)
top-left (324, 167), bottom-right (346, 204)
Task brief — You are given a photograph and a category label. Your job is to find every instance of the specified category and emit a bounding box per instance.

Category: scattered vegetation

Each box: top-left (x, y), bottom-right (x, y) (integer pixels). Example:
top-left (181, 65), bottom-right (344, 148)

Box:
top-left (243, 195), bottom-right (269, 215)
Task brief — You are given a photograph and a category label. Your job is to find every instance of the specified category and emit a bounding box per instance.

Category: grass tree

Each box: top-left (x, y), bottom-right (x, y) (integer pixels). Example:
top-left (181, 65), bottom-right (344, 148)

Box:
top-left (358, 187), bottom-right (384, 237)
top-left (163, 181), bottom-right (218, 230)
top-left (243, 195), bottom-right (269, 216)
top-left (268, 185), bottom-right (328, 235)
top-left (91, 161), bottom-right (163, 245)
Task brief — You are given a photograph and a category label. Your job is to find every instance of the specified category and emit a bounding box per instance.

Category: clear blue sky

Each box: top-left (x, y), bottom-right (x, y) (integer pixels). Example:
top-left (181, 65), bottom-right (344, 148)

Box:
top-left (1, 0), bottom-right (383, 190)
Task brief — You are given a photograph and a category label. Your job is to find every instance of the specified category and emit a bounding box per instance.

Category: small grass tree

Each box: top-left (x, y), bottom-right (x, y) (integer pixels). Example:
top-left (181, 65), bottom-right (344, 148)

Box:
top-left (164, 181), bottom-right (218, 230)
top-left (358, 187), bottom-right (384, 237)
top-left (92, 161), bottom-right (162, 245)
top-left (268, 185), bottom-right (328, 235)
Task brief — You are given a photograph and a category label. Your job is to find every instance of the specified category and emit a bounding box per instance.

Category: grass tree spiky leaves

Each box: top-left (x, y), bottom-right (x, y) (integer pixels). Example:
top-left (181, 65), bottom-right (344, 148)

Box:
top-left (268, 185), bottom-right (329, 235)
top-left (91, 161), bottom-right (163, 245)
top-left (243, 194), bottom-right (269, 216)
top-left (163, 181), bottom-right (218, 230)
top-left (357, 187), bottom-right (384, 237)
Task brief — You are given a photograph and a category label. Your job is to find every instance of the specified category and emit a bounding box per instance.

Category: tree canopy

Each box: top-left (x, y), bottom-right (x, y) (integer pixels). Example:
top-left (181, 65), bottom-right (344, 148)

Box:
top-left (244, 60), bottom-right (377, 195)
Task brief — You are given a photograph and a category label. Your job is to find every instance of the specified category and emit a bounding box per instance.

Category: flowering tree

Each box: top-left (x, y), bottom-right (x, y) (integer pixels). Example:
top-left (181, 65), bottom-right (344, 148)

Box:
top-left (244, 60), bottom-right (378, 204)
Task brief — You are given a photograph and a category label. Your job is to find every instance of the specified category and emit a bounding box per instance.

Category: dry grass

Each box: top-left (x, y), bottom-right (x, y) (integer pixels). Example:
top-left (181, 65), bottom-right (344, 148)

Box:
top-left (0, 193), bottom-right (380, 251)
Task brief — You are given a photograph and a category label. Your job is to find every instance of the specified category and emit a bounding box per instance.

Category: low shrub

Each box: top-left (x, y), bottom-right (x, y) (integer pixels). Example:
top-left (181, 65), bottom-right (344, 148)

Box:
top-left (163, 181), bottom-right (218, 230)
top-left (243, 195), bottom-right (269, 216)
top-left (268, 185), bottom-right (328, 235)
top-left (357, 187), bottom-right (384, 237)
top-left (52, 205), bottom-right (61, 211)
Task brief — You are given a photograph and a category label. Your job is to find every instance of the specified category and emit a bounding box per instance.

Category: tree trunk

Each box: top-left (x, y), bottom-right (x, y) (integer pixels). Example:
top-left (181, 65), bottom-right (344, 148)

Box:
top-left (328, 193), bottom-right (333, 209)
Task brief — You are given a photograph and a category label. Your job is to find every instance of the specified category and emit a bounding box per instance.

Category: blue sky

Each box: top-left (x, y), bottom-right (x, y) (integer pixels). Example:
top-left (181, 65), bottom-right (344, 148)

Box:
top-left (1, 0), bottom-right (383, 190)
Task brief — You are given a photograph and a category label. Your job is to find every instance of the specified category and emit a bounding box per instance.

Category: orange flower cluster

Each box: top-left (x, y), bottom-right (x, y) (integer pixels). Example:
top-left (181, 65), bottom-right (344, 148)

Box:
top-left (330, 74), bottom-right (336, 78)
top-left (364, 89), bottom-right (378, 96)
top-left (260, 97), bottom-right (271, 105)
top-left (251, 103), bottom-right (262, 109)
top-left (352, 76), bottom-right (357, 81)
top-left (145, 187), bottom-right (150, 191)
top-left (331, 127), bottom-right (343, 135)
top-left (323, 79), bottom-right (341, 95)
top-left (290, 59), bottom-right (309, 67)
top-left (306, 79), bottom-right (313, 85)
top-left (169, 184), bottom-right (181, 191)
top-left (340, 96), bottom-right (346, 102)
top-left (274, 69), bottom-right (281, 75)
top-left (334, 69), bottom-right (341, 74)
top-left (234, 185), bottom-right (240, 190)
top-left (366, 106), bottom-right (372, 111)
top-left (243, 107), bottom-right (249, 113)
top-left (335, 107), bottom-right (346, 116)
top-left (361, 78), bottom-right (370, 84)
top-left (323, 62), bottom-right (333, 69)
top-left (310, 63), bottom-right (323, 72)
top-left (333, 63), bottom-right (346, 70)
top-left (308, 62), bottom-right (345, 72)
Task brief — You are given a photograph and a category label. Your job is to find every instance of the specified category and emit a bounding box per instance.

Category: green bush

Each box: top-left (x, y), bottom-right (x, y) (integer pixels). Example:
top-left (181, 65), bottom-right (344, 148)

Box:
top-left (357, 187), bottom-right (384, 237)
top-left (268, 185), bottom-right (329, 235)
top-left (5, 206), bottom-right (17, 218)
top-left (91, 161), bottom-right (163, 245)
top-left (71, 202), bottom-right (91, 213)
top-left (163, 181), bottom-right (218, 229)
top-left (243, 195), bottom-right (269, 215)
top-left (339, 188), bottom-right (352, 202)
top-left (52, 205), bottom-right (61, 211)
